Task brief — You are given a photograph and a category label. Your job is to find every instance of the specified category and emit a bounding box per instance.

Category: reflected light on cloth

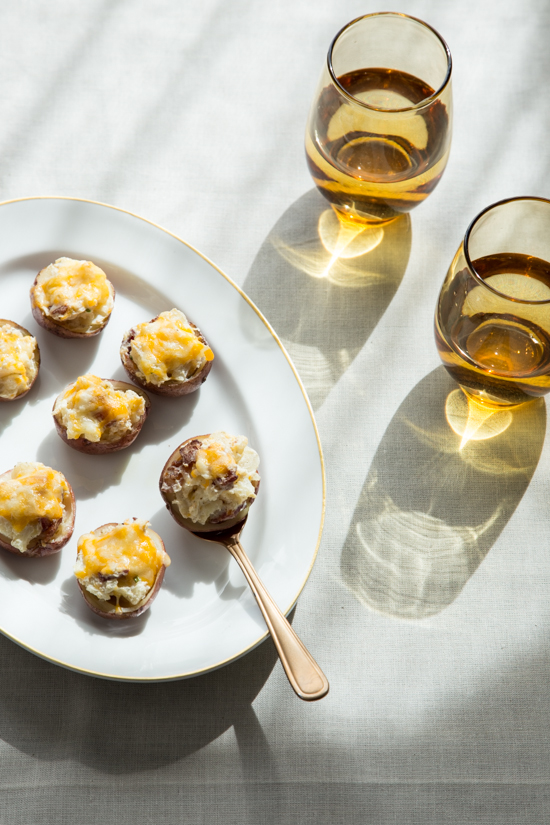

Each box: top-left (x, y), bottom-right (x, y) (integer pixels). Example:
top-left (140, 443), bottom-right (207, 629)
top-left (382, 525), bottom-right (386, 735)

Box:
top-left (317, 208), bottom-right (384, 281)
top-left (445, 389), bottom-right (513, 450)
top-left (318, 209), bottom-right (384, 258)
top-left (271, 208), bottom-right (385, 284)
top-left (351, 493), bottom-right (500, 619)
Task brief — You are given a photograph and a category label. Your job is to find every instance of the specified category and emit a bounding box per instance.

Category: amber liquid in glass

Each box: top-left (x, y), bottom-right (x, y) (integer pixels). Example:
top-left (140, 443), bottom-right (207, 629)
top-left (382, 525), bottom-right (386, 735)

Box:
top-left (306, 68), bottom-right (450, 223)
top-left (435, 253), bottom-right (550, 405)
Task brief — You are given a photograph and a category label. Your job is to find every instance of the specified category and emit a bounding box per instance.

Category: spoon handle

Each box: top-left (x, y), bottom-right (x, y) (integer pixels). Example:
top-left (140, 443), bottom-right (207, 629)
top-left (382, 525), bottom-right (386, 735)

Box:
top-left (226, 538), bottom-right (329, 702)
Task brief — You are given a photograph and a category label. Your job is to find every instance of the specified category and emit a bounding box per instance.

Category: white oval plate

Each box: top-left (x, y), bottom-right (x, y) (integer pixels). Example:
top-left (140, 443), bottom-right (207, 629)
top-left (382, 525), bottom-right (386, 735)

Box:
top-left (0, 197), bottom-right (325, 681)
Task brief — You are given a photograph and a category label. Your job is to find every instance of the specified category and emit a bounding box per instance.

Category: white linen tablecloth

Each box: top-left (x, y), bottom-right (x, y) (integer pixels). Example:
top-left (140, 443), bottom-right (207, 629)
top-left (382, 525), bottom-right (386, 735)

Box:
top-left (0, 1), bottom-right (549, 822)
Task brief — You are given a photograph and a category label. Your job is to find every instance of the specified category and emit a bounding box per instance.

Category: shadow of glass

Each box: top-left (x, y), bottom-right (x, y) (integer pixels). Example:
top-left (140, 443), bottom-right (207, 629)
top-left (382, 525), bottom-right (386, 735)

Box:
top-left (341, 367), bottom-right (546, 619)
top-left (0, 616), bottom-right (281, 772)
top-left (241, 188), bottom-right (412, 409)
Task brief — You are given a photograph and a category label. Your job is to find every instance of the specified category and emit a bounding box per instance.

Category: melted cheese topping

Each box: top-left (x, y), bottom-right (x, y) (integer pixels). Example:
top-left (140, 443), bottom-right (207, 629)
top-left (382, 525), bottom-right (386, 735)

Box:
top-left (53, 374), bottom-right (146, 443)
top-left (0, 324), bottom-right (38, 399)
top-left (128, 308), bottom-right (214, 386)
top-left (33, 257), bottom-right (114, 332)
top-left (0, 462), bottom-right (68, 552)
top-left (74, 519), bottom-right (170, 606)
top-left (166, 432), bottom-right (260, 524)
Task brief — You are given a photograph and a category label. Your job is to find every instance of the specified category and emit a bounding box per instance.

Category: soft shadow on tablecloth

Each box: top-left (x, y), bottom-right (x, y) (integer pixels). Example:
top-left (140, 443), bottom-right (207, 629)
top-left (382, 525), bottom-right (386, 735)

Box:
top-left (242, 189), bottom-right (412, 410)
top-left (0, 622), bottom-right (282, 773)
top-left (341, 367), bottom-right (546, 619)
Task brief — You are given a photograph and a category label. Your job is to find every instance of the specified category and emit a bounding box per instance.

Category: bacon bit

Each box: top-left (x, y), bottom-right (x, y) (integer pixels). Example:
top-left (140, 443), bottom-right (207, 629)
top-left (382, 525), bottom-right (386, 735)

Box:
top-left (210, 500), bottom-right (250, 524)
top-left (38, 517), bottom-right (61, 541)
top-left (179, 439), bottom-right (201, 469)
top-left (97, 569), bottom-right (129, 582)
top-left (49, 304), bottom-right (69, 318)
top-left (212, 470), bottom-right (238, 491)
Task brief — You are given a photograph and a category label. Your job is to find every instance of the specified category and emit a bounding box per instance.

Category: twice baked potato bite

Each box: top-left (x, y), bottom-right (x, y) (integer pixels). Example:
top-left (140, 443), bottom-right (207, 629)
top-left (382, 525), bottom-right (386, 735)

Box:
top-left (74, 519), bottom-right (170, 619)
top-left (0, 462), bottom-right (75, 556)
top-left (120, 308), bottom-right (214, 396)
top-left (160, 432), bottom-right (260, 532)
top-left (0, 320), bottom-right (40, 401)
top-left (53, 374), bottom-right (150, 454)
top-left (30, 257), bottom-right (115, 338)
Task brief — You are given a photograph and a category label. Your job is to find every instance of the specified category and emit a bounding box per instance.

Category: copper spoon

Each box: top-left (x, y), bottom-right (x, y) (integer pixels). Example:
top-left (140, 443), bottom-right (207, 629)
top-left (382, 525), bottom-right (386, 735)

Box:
top-left (188, 517), bottom-right (329, 702)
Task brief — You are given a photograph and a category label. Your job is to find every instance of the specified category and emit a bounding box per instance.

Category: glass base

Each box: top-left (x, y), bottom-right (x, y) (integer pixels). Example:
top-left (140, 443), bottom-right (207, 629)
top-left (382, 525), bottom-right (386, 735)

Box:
top-left (459, 385), bottom-right (535, 410)
top-left (331, 203), bottom-right (402, 227)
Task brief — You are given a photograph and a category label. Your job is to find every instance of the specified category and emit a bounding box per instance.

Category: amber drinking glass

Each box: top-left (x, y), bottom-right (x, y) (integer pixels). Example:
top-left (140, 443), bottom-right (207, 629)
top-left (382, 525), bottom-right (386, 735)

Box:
top-left (435, 197), bottom-right (550, 407)
top-left (305, 12), bottom-right (452, 225)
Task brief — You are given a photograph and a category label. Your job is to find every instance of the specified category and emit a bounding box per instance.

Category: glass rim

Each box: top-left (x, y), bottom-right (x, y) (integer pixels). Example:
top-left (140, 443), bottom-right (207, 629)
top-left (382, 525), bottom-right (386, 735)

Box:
top-left (327, 11), bottom-right (452, 113)
top-left (463, 196), bottom-right (550, 305)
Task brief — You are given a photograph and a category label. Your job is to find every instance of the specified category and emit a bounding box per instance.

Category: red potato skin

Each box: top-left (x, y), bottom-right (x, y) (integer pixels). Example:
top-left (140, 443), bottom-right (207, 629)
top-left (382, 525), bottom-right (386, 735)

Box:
top-left (30, 274), bottom-right (115, 339)
top-left (0, 468), bottom-right (75, 557)
top-left (120, 319), bottom-right (213, 397)
top-left (0, 320), bottom-right (40, 402)
top-left (52, 379), bottom-right (150, 454)
top-left (76, 522), bottom-right (168, 620)
top-left (159, 435), bottom-right (260, 534)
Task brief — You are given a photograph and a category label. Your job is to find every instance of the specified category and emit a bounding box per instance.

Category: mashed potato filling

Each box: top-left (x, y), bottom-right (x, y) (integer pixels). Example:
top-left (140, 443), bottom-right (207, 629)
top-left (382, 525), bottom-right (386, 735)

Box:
top-left (167, 432), bottom-right (259, 524)
top-left (54, 374), bottom-right (145, 443)
top-left (74, 519), bottom-right (170, 605)
top-left (33, 257), bottom-right (114, 332)
top-left (0, 324), bottom-right (38, 399)
top-left (128, 308), bottom-right (214, 386)
top-left (0, 462), bottom-right (68, 552)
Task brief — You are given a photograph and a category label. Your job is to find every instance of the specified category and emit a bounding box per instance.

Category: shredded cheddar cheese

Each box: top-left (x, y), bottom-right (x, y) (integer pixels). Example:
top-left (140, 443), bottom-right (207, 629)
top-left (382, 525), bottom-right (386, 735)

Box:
top-left (74, 519), bottom-right (170, 606)
top-left (33, 257), bottom-right (114, 332)
top-left (53, 374), bottom-right (145, 443)
top-left (0, 324), bottom-right (38, 399)
top-left (193, 441), bottom-right (237, 481)
top-left (127, 308), bottom-right (214, 386)
top-left (0, 462), bottom-right (69, 552)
